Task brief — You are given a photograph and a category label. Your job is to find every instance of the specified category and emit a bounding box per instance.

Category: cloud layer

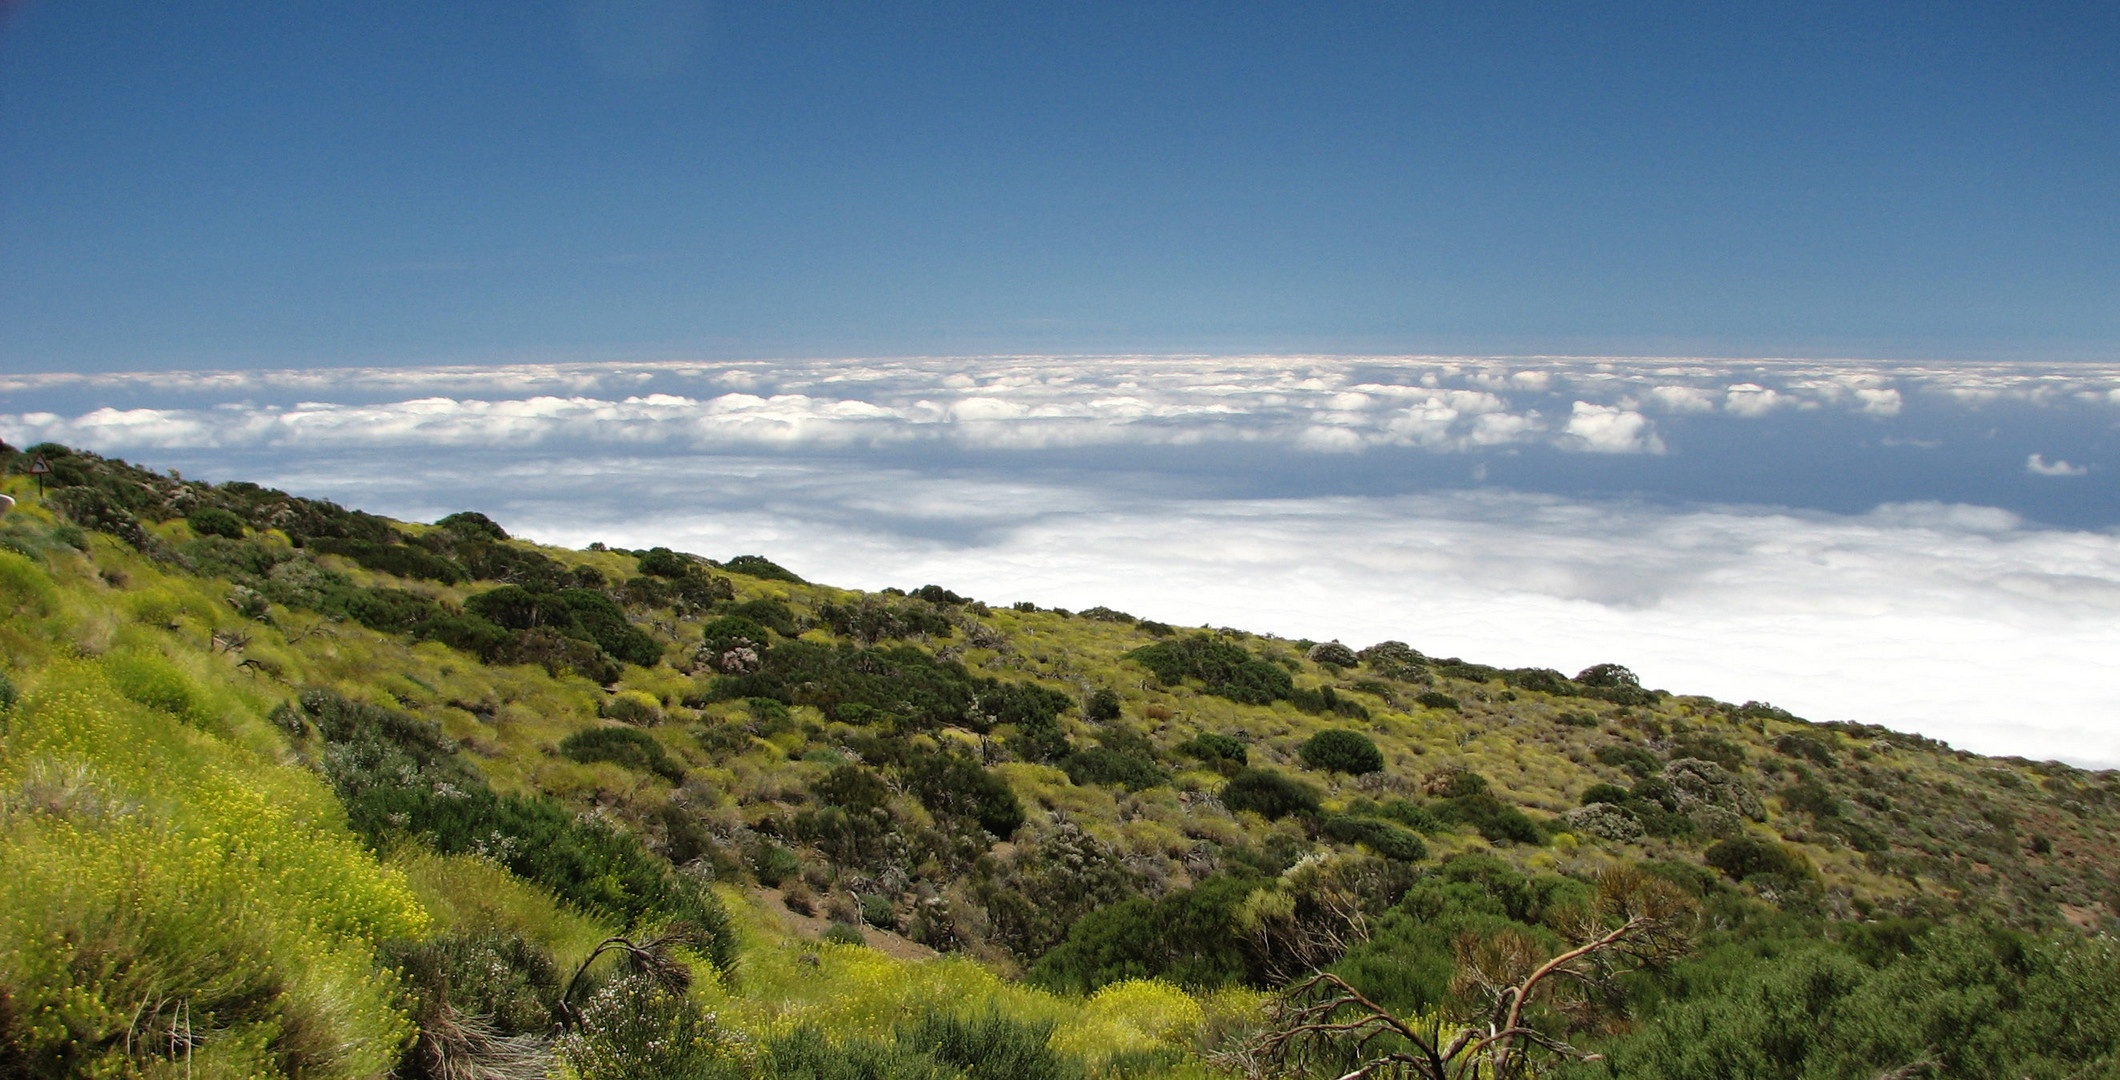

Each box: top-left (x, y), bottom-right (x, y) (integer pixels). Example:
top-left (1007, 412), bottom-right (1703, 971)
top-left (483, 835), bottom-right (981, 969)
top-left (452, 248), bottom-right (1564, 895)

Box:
top-left (8, 354), bottom-right (2119, 460)
top-left (6, 355), bottom-right (2119, 767)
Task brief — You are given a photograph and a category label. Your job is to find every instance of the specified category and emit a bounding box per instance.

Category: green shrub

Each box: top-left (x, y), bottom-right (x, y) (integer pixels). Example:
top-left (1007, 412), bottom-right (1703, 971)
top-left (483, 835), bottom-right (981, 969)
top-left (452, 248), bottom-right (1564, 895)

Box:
top-left (1581, 783), bottom-right (1632, 806)
top-left (1026, 876), bottom-right (1258, 994)
top-left (560, 726), bottom-right (686, 782)
top-left (1367, 797), bottom-right (1442, 833)
top-left (302, 689), bottom-right (735, 969)
top-left (751, 841), bottom-right (802, 887)
top-left (727, 597), bottom-right (800, 636)
top-left (1221, 768), bottom-right (1321, 821)
top-left (1705, 836), bottom-right (1812, 882)
top-left (102, 648), bottom-right (205, 723)
top-left (1320, 815), bottom-right (1429, 861)
top-left (1125, 634), bottom-right (1292, 705)
top-left (768, 1026), bottom-right (958, 1080)
top-left (1061, 747), bottom-right (1167, 791)
top-left (1774, 732), bottom-right (1840, 767)
top-left (1434, 794), bottom-right (1545, 845)
top-left (636, 546), bottom-right (694, 578)
top-left (186, 506), bottom-right (246, 538)
top-left (1414, 690), bottom-right (1460, 711)
top-left (435, 510), bottom-right (509, 541)
top-left (859, 894), bottom-right (896, 928)
top-left (907, 755), bottom-right (1026, 839)
top-left (899, 1008), bottom-right (1083, 1080)
top-left (308, 536), bottom-right (468, 584)
top-left (559, 974), bottom-right (739, 1080)
top-left (725, 554), bottom-right (805, 582)
top-left (381, 930), bottom-right (560, 1038)
top-left (823, 921), bottom-right (868, 946)
top-left (1595, 743), bottom-right (1663, 778)
top-left (1085, 687), bottom-right (1122, 722)
top-left (1300, 729), bottom-right (1384, 775)
top-left (1179, 732), bottom-right (1247, 766)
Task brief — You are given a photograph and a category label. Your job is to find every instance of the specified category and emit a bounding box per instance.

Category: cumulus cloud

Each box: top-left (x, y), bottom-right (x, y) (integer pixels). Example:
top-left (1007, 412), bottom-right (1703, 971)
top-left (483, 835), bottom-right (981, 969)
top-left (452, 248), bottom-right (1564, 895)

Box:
top-left (2027, 453), bottom-right (2090, 477)
top-left (1723, 383), bottom-right (1794, 417)
top-left (1647, 385), bottom-right (1718, 413)
top-left (1560, 402), bottom-right (1664, 454)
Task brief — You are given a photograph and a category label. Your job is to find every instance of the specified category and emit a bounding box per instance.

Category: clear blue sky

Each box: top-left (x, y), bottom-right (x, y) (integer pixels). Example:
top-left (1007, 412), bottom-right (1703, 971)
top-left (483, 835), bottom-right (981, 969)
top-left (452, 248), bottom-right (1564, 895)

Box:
top-left (2, 1), bottom-right (2115, 371)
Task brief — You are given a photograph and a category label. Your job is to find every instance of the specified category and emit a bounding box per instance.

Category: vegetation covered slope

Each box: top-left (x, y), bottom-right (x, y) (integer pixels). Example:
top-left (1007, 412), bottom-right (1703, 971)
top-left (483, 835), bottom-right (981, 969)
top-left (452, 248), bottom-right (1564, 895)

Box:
top-left (2, 441), bottom-right (2116, 1080)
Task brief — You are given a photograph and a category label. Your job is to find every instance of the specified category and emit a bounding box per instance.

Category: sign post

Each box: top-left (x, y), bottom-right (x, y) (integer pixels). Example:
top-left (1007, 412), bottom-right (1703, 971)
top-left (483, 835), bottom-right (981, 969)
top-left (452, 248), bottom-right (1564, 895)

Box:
top-left (27, 456), bottom-right (50, 497)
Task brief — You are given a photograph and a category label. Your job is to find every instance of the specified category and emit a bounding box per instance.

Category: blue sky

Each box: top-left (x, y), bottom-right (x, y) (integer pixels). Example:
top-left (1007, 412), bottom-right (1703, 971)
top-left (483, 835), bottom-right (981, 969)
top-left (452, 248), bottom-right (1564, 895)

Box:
top-left (3, 1), bottom-right (2117, 368)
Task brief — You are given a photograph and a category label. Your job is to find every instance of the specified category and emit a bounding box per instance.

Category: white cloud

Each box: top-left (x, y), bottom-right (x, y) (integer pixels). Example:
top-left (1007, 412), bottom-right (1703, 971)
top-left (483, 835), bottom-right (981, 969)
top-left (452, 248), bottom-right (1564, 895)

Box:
top-left (1723, 383), bottom-right (1791, 417)
top-left (1647, 385), bottom-right (1718, 413)
top-left (2027, 453), bottom-right (2090, 477)
top-left (1853, 387), bottom-right (1903, 416)
top-left (1560, 402), bottom-right (1664, 454)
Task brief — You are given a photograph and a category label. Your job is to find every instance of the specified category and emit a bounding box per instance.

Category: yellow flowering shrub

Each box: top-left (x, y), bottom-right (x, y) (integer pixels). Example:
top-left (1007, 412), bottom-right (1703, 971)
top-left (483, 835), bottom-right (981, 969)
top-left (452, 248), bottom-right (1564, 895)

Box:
top-left (0, 661), bottom-right (428, 1078)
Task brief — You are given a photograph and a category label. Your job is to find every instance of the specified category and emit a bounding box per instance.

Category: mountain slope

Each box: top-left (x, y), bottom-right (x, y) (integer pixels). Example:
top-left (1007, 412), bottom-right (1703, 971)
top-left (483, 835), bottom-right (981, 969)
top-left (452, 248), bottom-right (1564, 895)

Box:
top-left (3, 441), bottom-right (2116, 1080)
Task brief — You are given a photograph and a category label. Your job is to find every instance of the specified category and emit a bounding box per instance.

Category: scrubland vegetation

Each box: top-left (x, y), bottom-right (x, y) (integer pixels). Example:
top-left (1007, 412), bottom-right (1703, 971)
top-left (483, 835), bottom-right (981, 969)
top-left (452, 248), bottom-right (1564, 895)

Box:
top-left (2, 441), bottom-right (2117, 1079)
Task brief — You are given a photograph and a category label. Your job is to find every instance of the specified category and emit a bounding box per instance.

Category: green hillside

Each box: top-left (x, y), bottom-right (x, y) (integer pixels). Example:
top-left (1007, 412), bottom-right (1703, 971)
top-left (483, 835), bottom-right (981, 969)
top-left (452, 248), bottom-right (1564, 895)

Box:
top-left (2, 441), bottom-right (2116, 1080)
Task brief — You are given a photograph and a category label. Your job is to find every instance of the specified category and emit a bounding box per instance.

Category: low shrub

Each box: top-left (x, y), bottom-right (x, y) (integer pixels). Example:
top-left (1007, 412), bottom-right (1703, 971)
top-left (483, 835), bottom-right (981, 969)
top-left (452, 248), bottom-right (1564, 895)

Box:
top-left (1221, 768), bottom-right (1321, 821)
top-left (187, 506), bottom-right (246, 538)
top-left (1299, 729), bottom-right (1384, 775)
top-left (560, 726), bottom-right (685, 783)
top-left (1179, 732), bottom-right (1247, 765)
top-left (1434, 794), bottom-right (1545, 845)
top-left (1320, 814), bottom-right (1429, 861)
top-left (1125, 634), bottom-right (1292, 705)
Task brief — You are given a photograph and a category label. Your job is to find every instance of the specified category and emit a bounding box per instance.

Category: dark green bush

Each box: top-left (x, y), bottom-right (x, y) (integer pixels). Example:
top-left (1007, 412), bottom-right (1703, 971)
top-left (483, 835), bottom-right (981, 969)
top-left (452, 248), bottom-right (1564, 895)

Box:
top-left (725, 554), bottom-right (804, 582)
top-left (1704, 836), bottom-right (1811, 881)
top-left (906, 755), bottom-right (1025, 839)
top-left (727, 597), bottom-right (800, 636)
top-left (819, 599), bottom-right (954, 644)
top-left (1434, 794), bottom-right (1544, 845)
top-left (186, 506), bottom-right (246, 539)
top-left (1084, 687), bottom-right (1122, 722)
top-left (1320, 815), bottom-right (1428, 861)
top-left (1368, 798), bottom-right (1442, 833)
top-left (560, 726), bottom-right (686, 783)
top-left (307, 537), bottom-right (468, 584)
top-left (1026, 876), bottom-right (1258, 994)
top-left (1300, 729), bottom-right (1384, 775)
top-left (1595, 743), bottom-right (1663, 778)
top-left (1774, 732), bottom-right (1840, 767)
top-left (1179, 732), bottom-right (1248, 765)
top-left (1221, 768), bottom-right (1321, 821)
top-left (636, 546), bottom-right (693, 578)
top-left (1574, 662), bottom-right (1639, 688)
top-left (1500, 667), bottom-right (1575, 695)
top-left (433, 511), bottom-right (508, 541)
top-left (1125, 634), bottom-right (1292, 705)
top-left (1581, 783), bottom-right (1632, 806)
top-left (1414, 690), bottom-right (1460, 711)
top-left (1061, 747), bottom-right (1167, 791)
top-left (751, 841), bottom-right (801, 887)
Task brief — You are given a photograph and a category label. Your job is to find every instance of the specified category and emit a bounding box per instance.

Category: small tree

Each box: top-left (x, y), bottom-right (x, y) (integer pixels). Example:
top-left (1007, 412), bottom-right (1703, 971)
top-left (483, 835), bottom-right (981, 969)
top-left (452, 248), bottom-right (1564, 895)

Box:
top-left (1302, 730), bottom-right (1385, 775)
top-left (1240, 865), bottom-right (1694, 1080)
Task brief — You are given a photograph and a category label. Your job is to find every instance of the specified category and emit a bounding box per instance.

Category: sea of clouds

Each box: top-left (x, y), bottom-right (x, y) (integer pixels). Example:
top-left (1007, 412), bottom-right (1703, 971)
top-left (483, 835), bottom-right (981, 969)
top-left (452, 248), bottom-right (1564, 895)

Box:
top-left (6, 355), bottom-right (2118, 766)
